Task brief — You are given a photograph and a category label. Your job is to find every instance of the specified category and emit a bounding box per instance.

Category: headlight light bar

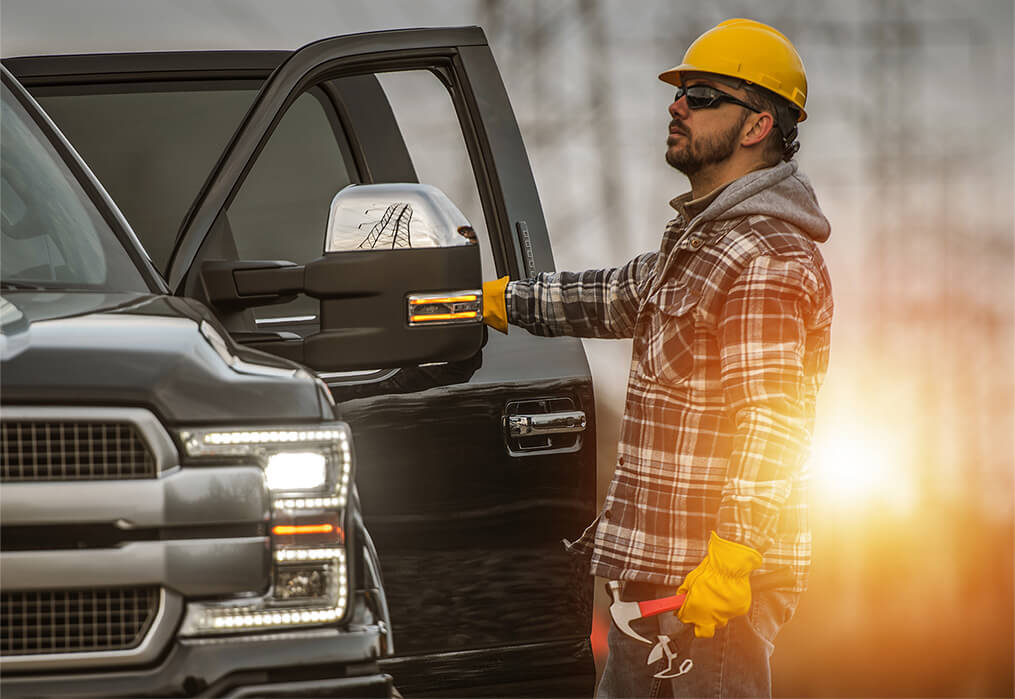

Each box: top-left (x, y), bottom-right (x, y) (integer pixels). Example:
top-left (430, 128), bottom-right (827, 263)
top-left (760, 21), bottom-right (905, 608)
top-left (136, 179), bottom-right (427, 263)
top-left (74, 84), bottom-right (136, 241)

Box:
top-left (274, 496), bottom-right (344, 510)
top-left (191, 551), bottom-right (348, 632)
top-left (275, 547), bottom-right (345, 562)
top-left (176, 423), bottom-right (353, 636)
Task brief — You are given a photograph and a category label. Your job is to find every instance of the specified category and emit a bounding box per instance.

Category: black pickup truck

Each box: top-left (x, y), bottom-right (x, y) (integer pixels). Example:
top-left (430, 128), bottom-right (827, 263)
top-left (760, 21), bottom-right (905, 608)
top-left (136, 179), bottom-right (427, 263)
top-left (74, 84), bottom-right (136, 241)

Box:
top-left (2, 27), bottom-right (597, 697)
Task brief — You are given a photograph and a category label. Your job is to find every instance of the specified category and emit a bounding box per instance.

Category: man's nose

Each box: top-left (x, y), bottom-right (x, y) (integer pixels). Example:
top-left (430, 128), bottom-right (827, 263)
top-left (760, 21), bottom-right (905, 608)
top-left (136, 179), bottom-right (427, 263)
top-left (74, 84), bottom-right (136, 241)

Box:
top-left (669, 95), bottom-right (689, 119)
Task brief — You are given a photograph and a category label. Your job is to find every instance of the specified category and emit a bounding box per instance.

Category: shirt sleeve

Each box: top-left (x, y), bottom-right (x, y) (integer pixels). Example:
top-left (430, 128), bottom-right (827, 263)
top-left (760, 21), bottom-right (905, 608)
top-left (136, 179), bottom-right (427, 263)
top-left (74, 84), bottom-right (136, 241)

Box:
top-left (715, 254), bottom-right (827, 554)
top-left (504, 252), bottom-right (657, 339)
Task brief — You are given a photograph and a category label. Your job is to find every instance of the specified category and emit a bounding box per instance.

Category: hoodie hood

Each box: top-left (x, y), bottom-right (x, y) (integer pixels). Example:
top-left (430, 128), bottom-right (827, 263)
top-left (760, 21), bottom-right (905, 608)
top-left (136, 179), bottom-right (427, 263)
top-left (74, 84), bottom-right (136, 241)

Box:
top-left (693, 161), bottom-right (830, 242)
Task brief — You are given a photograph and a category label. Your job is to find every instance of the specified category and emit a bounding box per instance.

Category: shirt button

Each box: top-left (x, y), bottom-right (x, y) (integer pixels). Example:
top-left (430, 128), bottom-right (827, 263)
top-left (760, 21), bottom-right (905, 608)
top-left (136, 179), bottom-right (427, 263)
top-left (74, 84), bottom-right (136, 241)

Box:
top-left (689, 238), bottom-right (702, 249)
top-left (618, 456), bottom-right (624, 466)
top-left (603, 508), bottom-right (612, 520)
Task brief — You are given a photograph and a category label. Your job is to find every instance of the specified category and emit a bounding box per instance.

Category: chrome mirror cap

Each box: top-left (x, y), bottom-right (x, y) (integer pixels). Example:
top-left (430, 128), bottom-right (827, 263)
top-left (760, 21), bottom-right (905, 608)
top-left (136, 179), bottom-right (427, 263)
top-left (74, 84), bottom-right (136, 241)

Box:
top-left (325, 183), bottom-right (476, 252)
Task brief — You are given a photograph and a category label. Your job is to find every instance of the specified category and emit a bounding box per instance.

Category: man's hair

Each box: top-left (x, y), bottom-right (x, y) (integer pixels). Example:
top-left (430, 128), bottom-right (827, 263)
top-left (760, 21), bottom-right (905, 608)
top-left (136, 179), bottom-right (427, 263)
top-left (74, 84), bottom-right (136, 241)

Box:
top-left (740, 86), bottom-right (801, 165)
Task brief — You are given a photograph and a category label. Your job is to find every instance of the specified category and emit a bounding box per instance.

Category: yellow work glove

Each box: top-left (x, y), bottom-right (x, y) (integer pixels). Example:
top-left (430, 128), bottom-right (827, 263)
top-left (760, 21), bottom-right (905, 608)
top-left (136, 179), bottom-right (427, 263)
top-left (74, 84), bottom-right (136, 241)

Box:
top-left (677, 531), bottom-right (763, 638)
top-left (482, 276), bottom-right (510, 334)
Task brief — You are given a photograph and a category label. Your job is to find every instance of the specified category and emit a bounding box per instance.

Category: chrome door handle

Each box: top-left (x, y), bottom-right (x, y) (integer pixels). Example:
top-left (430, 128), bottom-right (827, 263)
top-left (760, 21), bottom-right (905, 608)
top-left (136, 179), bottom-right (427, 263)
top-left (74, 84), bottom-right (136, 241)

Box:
top-left (506, 411), bottom-right (587, 438)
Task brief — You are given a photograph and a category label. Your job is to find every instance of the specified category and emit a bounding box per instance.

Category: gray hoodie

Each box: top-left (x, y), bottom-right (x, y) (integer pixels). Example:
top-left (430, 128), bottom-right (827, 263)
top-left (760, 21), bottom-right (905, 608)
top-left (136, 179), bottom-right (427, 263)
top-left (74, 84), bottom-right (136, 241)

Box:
top-left (688, 161), bottom-right (831, 243)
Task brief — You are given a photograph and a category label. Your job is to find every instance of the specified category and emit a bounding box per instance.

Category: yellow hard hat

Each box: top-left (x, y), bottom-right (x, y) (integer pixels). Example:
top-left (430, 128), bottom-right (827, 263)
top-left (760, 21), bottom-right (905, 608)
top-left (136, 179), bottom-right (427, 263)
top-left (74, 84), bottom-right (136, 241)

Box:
top-left (659, 19), bottom-right (808, 122)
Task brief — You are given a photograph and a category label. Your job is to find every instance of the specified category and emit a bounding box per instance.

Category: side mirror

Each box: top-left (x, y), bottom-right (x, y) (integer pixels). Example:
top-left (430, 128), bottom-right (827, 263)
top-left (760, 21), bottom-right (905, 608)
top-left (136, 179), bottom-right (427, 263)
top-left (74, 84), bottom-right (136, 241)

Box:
top-left (325, 182), bottom-right (477, 251)
top-left (202, 184), bottom-right (484, 371)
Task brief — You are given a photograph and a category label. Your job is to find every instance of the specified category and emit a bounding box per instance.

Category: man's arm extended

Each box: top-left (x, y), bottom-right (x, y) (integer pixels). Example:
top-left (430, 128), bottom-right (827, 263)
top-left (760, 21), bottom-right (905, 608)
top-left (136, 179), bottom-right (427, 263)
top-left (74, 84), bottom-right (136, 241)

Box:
top-left (503, 252), bottom-right (657, 339)
top-left (715, 254), bottom-right (828, 552)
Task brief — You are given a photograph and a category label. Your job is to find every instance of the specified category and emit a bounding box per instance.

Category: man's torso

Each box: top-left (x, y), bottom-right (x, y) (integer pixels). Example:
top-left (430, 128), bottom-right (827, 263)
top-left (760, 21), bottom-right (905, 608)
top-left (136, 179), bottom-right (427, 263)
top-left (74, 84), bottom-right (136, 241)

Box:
top-left (582, 209), bottom-right (832, 590)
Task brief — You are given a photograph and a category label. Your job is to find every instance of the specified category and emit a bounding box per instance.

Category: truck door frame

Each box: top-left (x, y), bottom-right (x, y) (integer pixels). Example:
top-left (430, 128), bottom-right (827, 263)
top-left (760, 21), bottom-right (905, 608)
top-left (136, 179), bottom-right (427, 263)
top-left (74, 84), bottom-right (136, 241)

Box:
top-left (164, 27), bottom-right (556, 293)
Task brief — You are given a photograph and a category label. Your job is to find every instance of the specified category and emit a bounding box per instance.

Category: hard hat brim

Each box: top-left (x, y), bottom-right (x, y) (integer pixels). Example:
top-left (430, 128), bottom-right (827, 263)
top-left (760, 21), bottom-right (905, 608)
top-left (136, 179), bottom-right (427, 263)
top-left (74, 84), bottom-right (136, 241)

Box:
top-left (658, 65), bottom-right (692, 87)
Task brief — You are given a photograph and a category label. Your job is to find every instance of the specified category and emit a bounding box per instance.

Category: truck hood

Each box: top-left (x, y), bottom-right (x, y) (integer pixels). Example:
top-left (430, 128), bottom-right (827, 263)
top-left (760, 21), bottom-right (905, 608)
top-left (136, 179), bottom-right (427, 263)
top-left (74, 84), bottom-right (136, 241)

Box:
top-left (0, 291), bottom-right (330, 424)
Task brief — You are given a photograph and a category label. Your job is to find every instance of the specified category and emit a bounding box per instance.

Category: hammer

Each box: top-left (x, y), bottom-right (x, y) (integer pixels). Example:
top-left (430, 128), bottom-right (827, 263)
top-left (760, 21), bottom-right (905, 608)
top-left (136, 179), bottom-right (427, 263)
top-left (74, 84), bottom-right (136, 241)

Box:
top-left (606, 567), bottom-right (796, 644)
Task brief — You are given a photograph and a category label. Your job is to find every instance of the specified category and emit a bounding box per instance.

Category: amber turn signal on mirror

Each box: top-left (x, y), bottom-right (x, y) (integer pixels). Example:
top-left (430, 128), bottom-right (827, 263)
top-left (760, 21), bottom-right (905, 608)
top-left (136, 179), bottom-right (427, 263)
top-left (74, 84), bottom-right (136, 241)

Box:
top-left (407, 290), bottom-right (483, 326)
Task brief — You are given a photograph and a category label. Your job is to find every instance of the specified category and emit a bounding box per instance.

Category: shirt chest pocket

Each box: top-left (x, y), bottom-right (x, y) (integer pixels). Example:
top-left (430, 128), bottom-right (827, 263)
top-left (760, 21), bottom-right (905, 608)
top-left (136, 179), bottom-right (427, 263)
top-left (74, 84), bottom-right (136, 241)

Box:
top-left (637, 284), bottom-right (701, 386)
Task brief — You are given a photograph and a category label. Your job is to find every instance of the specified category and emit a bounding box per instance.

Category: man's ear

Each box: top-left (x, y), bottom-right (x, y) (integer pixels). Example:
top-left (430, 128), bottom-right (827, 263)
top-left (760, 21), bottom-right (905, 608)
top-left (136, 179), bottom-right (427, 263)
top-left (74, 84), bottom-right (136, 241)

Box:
top-left (741, 112), bottom-right (775, 147)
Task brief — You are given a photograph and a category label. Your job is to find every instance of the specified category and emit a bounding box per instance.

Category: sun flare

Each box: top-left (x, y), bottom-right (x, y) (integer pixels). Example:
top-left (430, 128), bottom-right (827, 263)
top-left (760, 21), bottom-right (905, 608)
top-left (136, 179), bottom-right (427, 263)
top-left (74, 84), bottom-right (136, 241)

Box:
top-left (809, 425), bottom-right (916, 512)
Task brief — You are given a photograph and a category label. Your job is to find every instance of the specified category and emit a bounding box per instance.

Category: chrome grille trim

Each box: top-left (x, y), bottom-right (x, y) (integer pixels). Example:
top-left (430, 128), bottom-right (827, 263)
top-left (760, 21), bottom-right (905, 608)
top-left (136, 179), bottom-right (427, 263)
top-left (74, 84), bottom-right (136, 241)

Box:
top-left (0, 407), bottom-right (178, 481)
top-left (0, 588), bottom-right (181, 671)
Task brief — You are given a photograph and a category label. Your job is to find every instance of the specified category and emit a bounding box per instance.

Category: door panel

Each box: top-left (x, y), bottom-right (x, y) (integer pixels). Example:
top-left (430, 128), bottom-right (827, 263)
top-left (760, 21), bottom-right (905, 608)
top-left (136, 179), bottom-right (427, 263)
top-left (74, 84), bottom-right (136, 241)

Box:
top-left (337, 332), bottom-right (596, 661)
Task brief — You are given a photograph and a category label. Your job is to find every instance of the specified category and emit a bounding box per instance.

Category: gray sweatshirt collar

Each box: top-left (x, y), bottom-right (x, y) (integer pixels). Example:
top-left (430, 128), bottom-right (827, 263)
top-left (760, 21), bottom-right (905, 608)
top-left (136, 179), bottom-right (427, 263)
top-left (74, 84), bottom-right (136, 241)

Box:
top-left (671, 161), bottom-right (831, 243)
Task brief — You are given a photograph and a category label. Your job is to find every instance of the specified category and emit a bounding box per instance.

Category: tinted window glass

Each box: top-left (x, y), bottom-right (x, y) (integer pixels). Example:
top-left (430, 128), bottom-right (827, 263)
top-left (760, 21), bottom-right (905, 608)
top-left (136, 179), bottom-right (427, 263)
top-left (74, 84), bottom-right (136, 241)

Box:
top-left (224, 89), bottom-right (354, 325)
top-left (38, 83), bottom-right (355, 328)
top-left (36, 84), bottom-right (260, 271)
top-left (230, 91), bottom-right (352, 261)
top-left (1, 82), bottom-right (147, 291)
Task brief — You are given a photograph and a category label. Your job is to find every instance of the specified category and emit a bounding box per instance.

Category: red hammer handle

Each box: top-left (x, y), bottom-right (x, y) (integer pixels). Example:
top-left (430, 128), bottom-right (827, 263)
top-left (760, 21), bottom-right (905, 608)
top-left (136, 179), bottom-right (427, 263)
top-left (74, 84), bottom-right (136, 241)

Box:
top-left (638, 593), bottom-right (686, 618)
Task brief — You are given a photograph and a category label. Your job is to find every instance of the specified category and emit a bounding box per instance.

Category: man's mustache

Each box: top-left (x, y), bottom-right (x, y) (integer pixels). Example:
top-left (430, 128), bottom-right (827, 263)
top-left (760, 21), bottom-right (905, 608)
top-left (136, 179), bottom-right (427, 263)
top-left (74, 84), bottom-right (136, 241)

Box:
top-left (669, 120), bottom-right (688, 136)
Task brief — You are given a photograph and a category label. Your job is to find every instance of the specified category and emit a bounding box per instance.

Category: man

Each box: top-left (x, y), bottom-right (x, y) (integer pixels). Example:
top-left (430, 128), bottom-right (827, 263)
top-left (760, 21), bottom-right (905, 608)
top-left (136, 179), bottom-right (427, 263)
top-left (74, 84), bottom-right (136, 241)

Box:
top-left (484, 18), bottom-right (832, 699)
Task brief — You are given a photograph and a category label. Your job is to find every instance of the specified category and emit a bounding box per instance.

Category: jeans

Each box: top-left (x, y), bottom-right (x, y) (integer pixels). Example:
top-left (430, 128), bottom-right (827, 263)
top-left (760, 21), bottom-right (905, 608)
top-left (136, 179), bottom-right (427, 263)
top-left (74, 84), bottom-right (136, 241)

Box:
top-left (596, 582), bottom-right (800, 699)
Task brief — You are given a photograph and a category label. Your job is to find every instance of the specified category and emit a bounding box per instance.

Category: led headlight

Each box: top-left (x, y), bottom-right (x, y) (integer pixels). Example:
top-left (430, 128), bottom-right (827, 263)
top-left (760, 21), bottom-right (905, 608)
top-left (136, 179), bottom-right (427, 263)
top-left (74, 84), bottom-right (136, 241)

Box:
top-left (265, 452), bottom-right (327, 491)
top-left (176, 423), bottom-right (353, 636)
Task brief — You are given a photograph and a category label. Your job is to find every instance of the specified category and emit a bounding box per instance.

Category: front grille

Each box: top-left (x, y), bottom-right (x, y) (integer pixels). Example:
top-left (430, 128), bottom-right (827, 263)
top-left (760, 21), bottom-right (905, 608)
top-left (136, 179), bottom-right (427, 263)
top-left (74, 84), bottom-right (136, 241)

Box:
top-left (1, 587), bottom-right (160, 656)
top-left (1, 422), bottom-right (156, 481)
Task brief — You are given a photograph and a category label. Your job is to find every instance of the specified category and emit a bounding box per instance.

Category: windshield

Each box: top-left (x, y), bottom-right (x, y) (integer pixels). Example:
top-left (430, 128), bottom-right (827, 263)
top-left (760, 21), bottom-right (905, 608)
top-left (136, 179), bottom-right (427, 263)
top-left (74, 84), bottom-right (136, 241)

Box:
top-left (1, 80), bottom-right (148, 292)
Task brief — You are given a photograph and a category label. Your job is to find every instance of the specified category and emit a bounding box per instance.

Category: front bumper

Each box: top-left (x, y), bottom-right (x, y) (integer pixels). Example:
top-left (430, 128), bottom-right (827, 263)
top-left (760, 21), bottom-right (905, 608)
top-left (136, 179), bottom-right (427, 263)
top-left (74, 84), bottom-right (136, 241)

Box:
top-left (0, 623), bottom-right (390, 698)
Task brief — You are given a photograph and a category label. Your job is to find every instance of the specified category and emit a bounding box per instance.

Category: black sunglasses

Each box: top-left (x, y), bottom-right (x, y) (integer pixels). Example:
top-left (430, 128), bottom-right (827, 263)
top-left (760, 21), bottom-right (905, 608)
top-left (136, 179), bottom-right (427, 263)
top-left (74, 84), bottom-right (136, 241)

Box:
top-left (675, 84), bottom-right (761, 113)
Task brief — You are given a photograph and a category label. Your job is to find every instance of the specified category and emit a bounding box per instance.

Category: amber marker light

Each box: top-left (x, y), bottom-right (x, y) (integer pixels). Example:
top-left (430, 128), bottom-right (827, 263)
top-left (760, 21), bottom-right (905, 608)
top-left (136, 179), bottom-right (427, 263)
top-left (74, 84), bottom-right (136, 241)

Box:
top-left (409, 311), bottom-right (479, 323)
top-left (273, 523), bottom-right (335, 536)
top-left (407, 289), bottom-right (483, 326)
top-left (409, 294), bottom-right (478, 305)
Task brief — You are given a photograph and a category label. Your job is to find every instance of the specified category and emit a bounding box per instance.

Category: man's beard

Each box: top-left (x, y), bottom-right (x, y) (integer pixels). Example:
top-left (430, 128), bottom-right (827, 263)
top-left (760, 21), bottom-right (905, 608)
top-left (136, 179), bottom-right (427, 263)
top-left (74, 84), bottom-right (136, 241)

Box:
top-left (666, 114), bottom-right (747, 176)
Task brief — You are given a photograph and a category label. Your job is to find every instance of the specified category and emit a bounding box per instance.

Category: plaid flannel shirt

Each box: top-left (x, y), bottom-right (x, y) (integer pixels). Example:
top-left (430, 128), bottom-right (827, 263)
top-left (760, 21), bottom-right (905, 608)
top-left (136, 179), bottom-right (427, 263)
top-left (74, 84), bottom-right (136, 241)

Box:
top-left (506, 201), bottom-right (832, 591)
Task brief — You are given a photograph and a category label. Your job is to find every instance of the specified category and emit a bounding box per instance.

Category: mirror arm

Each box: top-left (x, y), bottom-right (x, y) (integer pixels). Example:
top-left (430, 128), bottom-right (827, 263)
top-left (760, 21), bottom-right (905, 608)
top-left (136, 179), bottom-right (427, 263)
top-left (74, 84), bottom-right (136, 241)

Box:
top-left (303, 253), bottom-right (386, 300)
top-left (202, 260), bottom-right (304, 310)
top-left (233, 264), bottom-right (305, 296)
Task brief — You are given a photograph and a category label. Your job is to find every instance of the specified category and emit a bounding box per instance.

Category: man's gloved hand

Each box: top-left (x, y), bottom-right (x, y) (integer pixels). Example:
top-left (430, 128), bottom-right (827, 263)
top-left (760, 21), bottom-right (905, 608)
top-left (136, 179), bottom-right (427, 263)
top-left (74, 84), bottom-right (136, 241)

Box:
top-left (482, 276), bottom-right (510, 334)
top-left (676, 531), bottom-right (763, 638)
